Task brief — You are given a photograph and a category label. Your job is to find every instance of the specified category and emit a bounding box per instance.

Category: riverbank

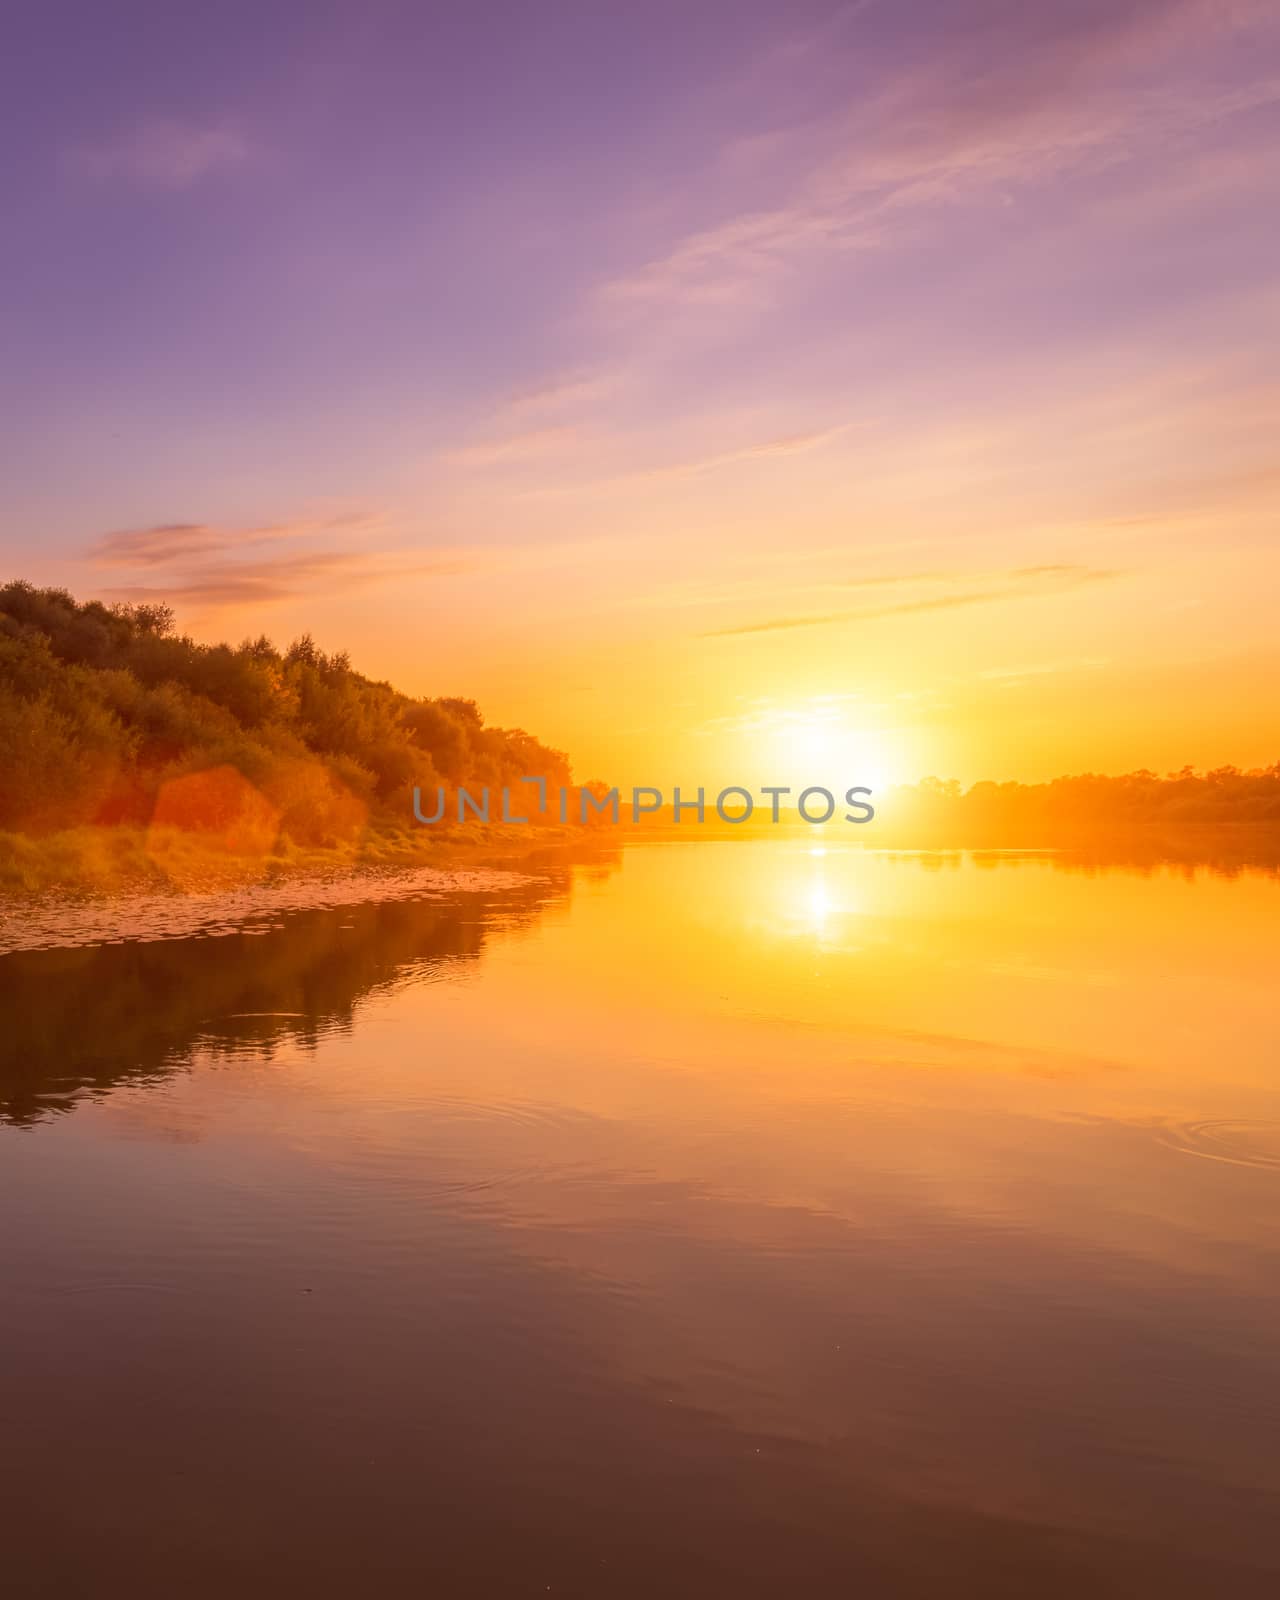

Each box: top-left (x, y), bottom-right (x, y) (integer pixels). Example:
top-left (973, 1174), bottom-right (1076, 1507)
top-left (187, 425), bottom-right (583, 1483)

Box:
top-left (0, 819), bottom-right (591, 897)
top-left (5, 816), bottom-right (1278, 898)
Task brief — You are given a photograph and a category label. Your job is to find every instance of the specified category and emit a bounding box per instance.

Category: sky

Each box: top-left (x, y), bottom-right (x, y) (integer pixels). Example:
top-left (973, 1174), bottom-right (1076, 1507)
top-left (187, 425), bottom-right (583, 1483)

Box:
top-left (2, 0), bottom-right (1278, 787)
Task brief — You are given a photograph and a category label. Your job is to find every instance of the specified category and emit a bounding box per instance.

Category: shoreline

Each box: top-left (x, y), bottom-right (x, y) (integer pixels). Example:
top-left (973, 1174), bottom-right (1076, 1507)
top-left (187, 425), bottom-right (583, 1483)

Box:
top-left (3, 818), bottom-right (1280, 901)
top-left (0, 820), bottom-right (596, 899)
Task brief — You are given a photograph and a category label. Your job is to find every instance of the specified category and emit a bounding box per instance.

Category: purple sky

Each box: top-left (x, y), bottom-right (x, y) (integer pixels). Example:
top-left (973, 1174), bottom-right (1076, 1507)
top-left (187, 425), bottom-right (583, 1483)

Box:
top-left (2, 0), bottom-right (1278, 781)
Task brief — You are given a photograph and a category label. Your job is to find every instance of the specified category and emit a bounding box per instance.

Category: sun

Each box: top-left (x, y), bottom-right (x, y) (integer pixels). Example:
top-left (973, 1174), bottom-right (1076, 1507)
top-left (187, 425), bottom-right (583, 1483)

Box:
top-left (765, 700), bottom-right (904, 794)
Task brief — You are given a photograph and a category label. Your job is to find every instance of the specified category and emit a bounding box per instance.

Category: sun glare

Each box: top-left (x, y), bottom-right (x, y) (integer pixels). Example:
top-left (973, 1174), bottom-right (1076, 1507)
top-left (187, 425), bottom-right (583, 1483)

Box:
top-left (761, 700), bottom-right (904, 793)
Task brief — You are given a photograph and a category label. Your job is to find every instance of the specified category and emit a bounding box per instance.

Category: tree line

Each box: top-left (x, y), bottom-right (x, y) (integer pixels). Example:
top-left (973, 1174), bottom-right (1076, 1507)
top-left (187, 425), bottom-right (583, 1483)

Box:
top-left (886, 766), bottom-right (1280, 834)
top-left (0, 581), bottom-right (571, 842)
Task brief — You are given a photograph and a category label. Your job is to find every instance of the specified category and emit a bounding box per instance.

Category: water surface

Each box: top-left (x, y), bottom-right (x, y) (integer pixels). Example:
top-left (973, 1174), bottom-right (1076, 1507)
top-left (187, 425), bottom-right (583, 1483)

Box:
top-left (2, 842), bottom-right (1278, 1596)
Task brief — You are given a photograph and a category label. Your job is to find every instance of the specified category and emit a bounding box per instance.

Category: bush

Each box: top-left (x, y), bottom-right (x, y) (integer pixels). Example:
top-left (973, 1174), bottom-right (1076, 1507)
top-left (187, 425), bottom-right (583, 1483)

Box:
top-left (0, 581), bottom-right (574, 838)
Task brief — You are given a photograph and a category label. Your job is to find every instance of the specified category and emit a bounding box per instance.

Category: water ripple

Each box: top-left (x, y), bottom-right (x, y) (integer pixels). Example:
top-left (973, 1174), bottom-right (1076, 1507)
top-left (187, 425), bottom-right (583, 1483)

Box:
top-left (1155, 1118), bottom-right (1280, 1172)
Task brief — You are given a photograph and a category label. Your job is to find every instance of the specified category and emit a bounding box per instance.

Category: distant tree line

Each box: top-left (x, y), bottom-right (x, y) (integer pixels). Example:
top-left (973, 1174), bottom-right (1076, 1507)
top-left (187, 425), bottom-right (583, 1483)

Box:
top-left (0, 581), bottom-right (571, 840)
top-left (887, 766), bottom-right (1280, 835)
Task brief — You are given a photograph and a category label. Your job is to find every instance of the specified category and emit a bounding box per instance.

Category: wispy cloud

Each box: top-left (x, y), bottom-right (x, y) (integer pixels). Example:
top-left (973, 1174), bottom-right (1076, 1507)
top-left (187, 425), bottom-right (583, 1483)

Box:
top-left (598, 2), bottom-right (1280, 321)
top-left (104, 549), bottom-right (470, 609)
top-left (704, 565), bottom-right (1124, 637)
top-left (89, 513), bottom-right (384, 568)
top-left (658, 424), bottom-right (854, 479)
top-left (707, 589), bottom-right (1013, 637)
top-left (436, 365), bottom-right (621, 472)
top-left (500, 370), bottom-right (617, 419)
top-left (440, 425), bottom-right (589, 469)
top-left (69, 119), bottom-right (251, 188)
top-left (91, 522), bottom-right (289, 568)
top-left (977, 657), bottom-right (1112, 684)
top-left (512, 422), bottom-right (855, 500)
top-left (86, 511), bottom-right (462, 611)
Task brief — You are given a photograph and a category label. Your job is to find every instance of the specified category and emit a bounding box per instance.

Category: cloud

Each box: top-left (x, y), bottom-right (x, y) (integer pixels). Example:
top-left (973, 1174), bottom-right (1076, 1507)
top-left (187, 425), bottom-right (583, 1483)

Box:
top-left (668, 424), bottom-right (854, 477)
top-left (500, 370), bottom-right (617, 419)
top-left (614, 560), bottom-right (947, 618)
top-left (444, 414), bottom-right (850, 484)
top-left (91, 522), bottom-right (287, 567)
top-left (440, 425), bottom-right (588, 469)
top-left (704, 565), bottom-right (1124, 637)
top-left (70, 119), bottom-right (250, 188)
top-left (85, 510), bottom-right (463, 611)
top-left (103, 550), bottom-right (471, 610)
top-left (706, 589), bottom-right (1014, 637)
top-left (597, 1), bottom-right (1280, 320)
top-left (601, 205), bottom-right (859, 312)
top-left (88, 513), bottom-right (383, 568)
top-left (977, 657), bottom-right (1112, 683)
top-left (438, 367), bottom-right (622, 471)
top-left (514, 422), bottom-right (854, 500)
top-left (91, 523), bottom-right (228, 567)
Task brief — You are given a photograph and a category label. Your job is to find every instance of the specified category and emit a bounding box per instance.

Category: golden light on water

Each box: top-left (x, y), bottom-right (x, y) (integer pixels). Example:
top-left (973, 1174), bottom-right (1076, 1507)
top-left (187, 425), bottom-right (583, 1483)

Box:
top-left (802, 877), bottom-right (834, 937)
top-left (777, 849), bottom-right (859, 942)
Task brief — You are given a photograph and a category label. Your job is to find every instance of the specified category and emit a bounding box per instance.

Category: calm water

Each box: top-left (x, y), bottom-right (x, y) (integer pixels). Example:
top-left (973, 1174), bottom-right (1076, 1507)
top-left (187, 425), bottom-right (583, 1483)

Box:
top-left (2, 842), bottom-right (1279, 1597)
